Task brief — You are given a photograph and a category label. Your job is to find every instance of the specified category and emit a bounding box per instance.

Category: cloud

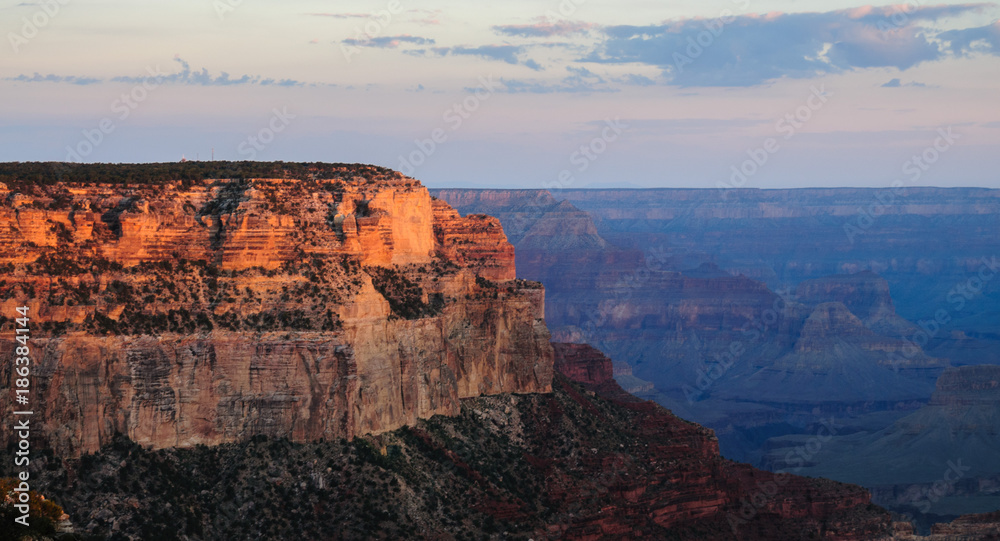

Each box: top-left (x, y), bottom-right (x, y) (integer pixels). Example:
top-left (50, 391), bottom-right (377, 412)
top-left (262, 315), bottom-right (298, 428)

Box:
top-left (881, 78), bottom-right (927, 87)
top-left (434, 45), bottom-right (522, 64)
top-left (494, 66), bottom-right (617, 93)
top-left (523, 58), bottom-right (544, 71)
top-left (6, 73), bottom-right (101, 85)
top-left (939, 20), bottom-right (1000, 55)
top-left (7, 58), bottom-right (308, 87)
top-left (493, 20), bottom-right (595, 38)
top-left (429, 44), bottom-right (544, 70)
top-left (614, 73), bottom-right (658, 86)
top-left (585, 4), bottom-right (991, 87)
top-left (116, 58), bottom-right (307, 87)
top-left (343, 35), bottom-right (435, 48)
top-left (842, 3), bottom-right (991, 23)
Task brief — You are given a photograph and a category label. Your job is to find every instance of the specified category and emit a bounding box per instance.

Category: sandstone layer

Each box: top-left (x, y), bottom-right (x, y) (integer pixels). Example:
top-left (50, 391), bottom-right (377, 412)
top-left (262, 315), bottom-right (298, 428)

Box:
top-left (0, 167), bottom-right (551, 456)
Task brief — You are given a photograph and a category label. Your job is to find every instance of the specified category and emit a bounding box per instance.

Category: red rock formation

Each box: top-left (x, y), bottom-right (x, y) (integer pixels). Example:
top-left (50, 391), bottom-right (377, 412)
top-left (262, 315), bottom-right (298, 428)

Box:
top-left (552, 342), bottom-right (613, 386)
top-left (0, 173), bottom-right (550, 456)
top-left (891, 510), bottom-right (1000, 540)
top-left (0, 175), bottom-right (506, 271)
top-left (430, 198), bottom-right (515, 281)
top-left (927, 510), bottom-right (1000, 539)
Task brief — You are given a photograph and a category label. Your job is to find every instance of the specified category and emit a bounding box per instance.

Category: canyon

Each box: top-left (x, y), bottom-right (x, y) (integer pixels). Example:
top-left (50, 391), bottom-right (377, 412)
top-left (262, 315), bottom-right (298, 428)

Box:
top-left (433, 186), bottom-right (1000, 529)
top-left (1, 164), bottom-right (997, 539)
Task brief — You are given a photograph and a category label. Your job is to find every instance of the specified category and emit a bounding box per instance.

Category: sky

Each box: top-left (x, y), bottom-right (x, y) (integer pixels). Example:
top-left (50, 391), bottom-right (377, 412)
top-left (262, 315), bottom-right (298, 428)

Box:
top-left (1, 0), bottom-right (998, 189)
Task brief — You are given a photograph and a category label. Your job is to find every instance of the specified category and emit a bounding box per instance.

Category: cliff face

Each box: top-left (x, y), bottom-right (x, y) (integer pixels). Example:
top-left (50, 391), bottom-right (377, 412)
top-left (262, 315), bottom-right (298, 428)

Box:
top-left (2, 175), bottom-right (490, 271)
top-left (928, 364), bottom-right (1000, 406)
top-left (917, 510), bottom-right (1000, 540)
top-left (430, 198), bottom-right (515, 281)
top-left (0, 169), bottom-right (551, 456)
top-left (551, 342), bottom-right (614, 386)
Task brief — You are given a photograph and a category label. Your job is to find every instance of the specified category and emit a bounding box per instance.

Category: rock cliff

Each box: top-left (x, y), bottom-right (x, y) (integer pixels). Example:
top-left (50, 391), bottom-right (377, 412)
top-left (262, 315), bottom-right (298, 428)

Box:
top-left (551, 342), bottom-right (614, 386)
top-left (0, 166), bottom-right (551, 456)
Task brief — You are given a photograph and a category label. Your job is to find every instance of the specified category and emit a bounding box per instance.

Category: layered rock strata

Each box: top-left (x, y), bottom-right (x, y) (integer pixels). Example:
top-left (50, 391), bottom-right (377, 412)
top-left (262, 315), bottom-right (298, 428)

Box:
top-left (0, 168), bottom-right (551, 456)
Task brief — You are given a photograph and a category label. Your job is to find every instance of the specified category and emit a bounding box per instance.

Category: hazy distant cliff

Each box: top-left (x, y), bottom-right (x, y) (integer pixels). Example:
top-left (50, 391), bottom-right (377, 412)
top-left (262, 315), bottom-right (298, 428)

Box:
top-left (0, 167), bottom-right (552, 456)
top-left (432, 188), bottom-right (995, 471)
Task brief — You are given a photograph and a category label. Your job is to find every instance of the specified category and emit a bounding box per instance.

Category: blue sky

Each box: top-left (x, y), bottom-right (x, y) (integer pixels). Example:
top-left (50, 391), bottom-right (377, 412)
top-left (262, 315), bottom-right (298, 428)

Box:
top-left (1, 0), bottom-right (998, 188)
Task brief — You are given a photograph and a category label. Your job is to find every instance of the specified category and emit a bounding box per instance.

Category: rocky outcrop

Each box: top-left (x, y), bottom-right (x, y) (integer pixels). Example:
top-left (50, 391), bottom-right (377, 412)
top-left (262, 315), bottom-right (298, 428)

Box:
top-left (924, 510), bottom-right (1000, 539)
top-left (430, 189), bottom-right (608, 250)
top-left (928, 364), bottom-right (1000, 406)
top-left (891, 511), bottom-right (1000, 540)
top-left (735, 302), bottom-right (943, 403)
top-left (551, 187), bottom-right (1000, 367)
top-left (0, 168), bottom-right (550, 456)
top-left (430, 198), bottom-right (515, 281)
top-left (795, 272), bottom-right (927, 341)
top-left (612, 359), bottom-right (656, 394)
top-left (552, 342), bottom-right (613, 386)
